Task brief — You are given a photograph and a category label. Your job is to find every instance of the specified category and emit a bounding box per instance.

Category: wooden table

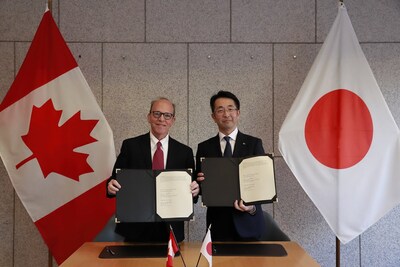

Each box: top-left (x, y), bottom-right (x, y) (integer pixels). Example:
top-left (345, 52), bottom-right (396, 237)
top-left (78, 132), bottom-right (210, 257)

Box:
top-left (60, 241), bottom-right (320, 267)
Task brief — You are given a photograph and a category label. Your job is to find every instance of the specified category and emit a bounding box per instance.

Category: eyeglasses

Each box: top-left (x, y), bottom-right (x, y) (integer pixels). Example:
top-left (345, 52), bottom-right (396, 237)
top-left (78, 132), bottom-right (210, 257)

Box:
top-left (214, 107), bottom-right (238, 116)
top-left (151, 111), bottom-right (174, 120)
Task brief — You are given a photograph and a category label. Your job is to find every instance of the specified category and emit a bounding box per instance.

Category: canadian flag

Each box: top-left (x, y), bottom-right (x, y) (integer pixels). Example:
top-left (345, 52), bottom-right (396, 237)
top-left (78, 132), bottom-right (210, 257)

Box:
top-left (200, 228), bottom-right (212, 267)
top-left (0, 9), bottom-right (115, 264)
top-left (279, 3), bottom-right (400, 244)
top-left (166, 229), bottom-right (179, 267)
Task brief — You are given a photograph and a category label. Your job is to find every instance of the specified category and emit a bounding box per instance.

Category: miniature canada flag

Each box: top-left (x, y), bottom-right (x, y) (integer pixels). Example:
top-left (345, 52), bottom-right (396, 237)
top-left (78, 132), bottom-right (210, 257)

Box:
top-left (166, 229), bottom-right (179, 267)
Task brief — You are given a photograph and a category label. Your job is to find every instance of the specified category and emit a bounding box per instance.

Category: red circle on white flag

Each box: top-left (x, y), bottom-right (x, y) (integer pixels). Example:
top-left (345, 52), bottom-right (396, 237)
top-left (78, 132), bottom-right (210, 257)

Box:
top-left (305, 89), bottom-right (373, 169)
top-left (206, 242), bottom-right (212, 255)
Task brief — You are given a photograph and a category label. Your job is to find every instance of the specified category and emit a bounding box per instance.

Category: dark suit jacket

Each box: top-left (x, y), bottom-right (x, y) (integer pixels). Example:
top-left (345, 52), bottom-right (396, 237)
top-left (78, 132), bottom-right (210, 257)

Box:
top-left (196, 131), bottom-right (266, 241)
top-left (108, 132), bottom-right (194, 242)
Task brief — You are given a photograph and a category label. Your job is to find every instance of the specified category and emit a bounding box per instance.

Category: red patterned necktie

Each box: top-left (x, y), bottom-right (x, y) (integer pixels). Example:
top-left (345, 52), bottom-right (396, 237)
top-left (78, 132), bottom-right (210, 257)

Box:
top-left (152, 141), bottom-right (164, 170)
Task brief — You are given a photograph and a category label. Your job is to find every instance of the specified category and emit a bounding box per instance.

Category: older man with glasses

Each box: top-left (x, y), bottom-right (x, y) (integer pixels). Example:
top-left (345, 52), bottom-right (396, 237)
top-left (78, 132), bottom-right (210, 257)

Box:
top-left (107, 97), bottom-right (199, 242)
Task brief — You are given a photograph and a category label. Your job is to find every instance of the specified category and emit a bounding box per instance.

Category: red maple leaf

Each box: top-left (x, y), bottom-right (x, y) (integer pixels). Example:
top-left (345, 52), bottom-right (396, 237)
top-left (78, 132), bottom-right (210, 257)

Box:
top-left (16, 99), bottom-right (99, 181)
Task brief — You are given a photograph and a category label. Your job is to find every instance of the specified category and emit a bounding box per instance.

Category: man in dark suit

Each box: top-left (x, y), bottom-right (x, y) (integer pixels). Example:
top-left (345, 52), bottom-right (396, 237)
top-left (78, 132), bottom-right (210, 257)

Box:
top-left (107, 97), bottom-right (199, 242)
top-left (196, 90), bottom-right (266, 241)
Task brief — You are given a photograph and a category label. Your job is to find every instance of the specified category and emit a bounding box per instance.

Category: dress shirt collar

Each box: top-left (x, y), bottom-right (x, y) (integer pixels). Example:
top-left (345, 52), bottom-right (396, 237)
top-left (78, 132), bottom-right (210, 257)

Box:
top-left (218, 128), bottom-right (238, 155)
top-left (150, 132), bottom-right (169, 150)
top-left (218, 127), bottom-right (238, 142)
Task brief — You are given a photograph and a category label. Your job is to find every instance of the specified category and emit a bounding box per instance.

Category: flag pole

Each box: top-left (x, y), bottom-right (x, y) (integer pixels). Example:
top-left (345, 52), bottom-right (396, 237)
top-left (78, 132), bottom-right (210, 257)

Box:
top-left (46, 0), bottom-right (53, 264)
top-left (335, 1), bottom-right (343, 266)
top-left (47, 0), bottom-right (52, 13)
top-left (169, 224), bottom-right (187, 267)
top-left (48, 250), bottom-right (53, 267)
top-left (195, 245), bottom-right (202, 267)
top-left (336, 237), bottom-right (340, 267)
top-left (195, 243), bottom-right (202, 267)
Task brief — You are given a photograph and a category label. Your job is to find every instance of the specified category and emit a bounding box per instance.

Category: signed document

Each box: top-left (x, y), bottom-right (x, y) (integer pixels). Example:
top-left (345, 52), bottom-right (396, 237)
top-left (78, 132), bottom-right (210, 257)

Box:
top-left (201, 155), bottom-right (276, 207)
top-left (239, 156), bottom-right (276, 203)
top-left (156, 171), bottom-right (193, 219)
top-left (115, 169), bottom-right (193, 223)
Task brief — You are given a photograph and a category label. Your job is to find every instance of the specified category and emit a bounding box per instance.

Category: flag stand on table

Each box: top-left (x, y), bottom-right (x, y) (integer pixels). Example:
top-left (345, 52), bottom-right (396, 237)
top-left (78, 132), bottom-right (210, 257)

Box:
top-left (167, 225), bottom-right (186, 267)
top-left (196, 224), bottom-right (212, 267)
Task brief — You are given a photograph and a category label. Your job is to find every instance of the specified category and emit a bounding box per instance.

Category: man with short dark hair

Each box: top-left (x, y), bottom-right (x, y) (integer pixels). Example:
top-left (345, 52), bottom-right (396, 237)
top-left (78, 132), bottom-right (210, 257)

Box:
top-left (196, 90), bottom-right (266, 241)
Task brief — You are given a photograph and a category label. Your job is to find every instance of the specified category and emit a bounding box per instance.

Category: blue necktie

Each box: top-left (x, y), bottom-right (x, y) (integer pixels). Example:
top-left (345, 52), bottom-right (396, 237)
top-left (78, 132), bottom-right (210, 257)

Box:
top-left (223, 136), bottom-right (232, 157)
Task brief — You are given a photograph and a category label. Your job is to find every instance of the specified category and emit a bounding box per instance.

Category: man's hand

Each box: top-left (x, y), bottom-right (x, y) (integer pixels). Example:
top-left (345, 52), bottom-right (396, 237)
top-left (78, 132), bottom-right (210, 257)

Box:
top-left (191, 181), bottom-right (200, 197)
top-left (234, 200), bottom-right (256, 215)
top-left (107, 179), bottom-right (121, 195)
top-left (196, 172), bottom-right (205, 183)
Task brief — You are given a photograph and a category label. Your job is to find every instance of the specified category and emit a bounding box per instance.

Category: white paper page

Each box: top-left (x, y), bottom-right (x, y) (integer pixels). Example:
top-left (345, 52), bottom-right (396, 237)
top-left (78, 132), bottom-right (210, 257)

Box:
top-left (156, 171), bottom-right (193, 219)
top-left (239, 156), bottom-right (276, 203)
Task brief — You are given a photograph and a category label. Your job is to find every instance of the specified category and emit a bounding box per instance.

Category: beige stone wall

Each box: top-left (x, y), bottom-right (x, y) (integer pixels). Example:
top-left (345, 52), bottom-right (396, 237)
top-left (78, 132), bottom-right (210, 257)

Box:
top-left (1, 1), bottom-right (400, 266)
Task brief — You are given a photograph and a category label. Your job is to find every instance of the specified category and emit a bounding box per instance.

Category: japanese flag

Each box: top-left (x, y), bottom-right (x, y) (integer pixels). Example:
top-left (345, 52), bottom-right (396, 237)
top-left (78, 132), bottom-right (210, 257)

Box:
top-left (279, 3), bottom-right (400, 244)
top-left (200, 228), bottom-right (212, 267)
top-left (0, 9), bottom-right (115, 264)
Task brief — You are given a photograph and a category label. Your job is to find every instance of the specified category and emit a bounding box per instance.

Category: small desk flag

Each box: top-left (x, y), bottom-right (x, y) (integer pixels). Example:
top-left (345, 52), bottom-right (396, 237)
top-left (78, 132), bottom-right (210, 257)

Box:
top-left (166, 229), bottom-right (179, 267)
top-left (200, 227), bottom-right (212, 267)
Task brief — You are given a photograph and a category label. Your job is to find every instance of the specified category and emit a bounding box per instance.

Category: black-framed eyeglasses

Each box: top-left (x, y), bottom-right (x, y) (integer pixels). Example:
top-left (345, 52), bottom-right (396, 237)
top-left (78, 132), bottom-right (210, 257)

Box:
top-left (151, 111), bottom-right (174, 120)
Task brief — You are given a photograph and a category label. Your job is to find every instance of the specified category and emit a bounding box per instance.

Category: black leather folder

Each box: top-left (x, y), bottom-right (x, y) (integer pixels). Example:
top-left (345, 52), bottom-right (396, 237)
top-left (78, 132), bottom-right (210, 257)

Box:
top-left (201, 155), bottom-right (277, 207)
top-left (115, 169), bottom-right (193, 223)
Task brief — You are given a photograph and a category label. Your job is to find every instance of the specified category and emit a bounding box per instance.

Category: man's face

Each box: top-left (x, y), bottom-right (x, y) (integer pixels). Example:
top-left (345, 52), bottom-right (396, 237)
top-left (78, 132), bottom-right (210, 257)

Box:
top-left (147, 99), bottom-right (175, 140)
top-left (211, 97), bottom-right (240, 135)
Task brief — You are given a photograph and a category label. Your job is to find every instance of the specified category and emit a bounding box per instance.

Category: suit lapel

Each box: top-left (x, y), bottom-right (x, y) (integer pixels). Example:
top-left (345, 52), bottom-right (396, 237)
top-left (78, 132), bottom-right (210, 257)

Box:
top-left (213, 134), bottom-right (223, 157)
top-left (142, 133), bottom-right (152, 168)
top-left (233, 131), bottom-right (247, 157)
top-left (166, 137), bottom-right (174, 169)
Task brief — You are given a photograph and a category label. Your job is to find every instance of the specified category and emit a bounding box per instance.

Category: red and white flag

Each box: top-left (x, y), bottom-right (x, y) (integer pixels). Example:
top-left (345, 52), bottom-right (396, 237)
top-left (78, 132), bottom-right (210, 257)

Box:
top-left (0, 9), bottom-right (115, 264)
top-left (166, 229), bottom-right (179, 267)
top-left (279, 3), bottom-right (400, 244)
top-left (200, 228), bottom-right (212, 267)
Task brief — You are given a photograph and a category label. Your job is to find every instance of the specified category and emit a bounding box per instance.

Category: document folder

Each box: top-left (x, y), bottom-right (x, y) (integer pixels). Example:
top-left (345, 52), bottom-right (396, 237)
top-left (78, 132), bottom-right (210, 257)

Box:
top-left (201, 155), bottom-right (277, 207)
top-left (115, 169), bottom-right (193, 223)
